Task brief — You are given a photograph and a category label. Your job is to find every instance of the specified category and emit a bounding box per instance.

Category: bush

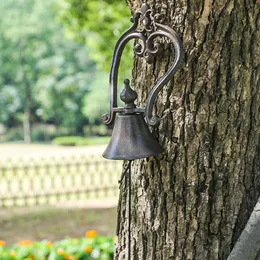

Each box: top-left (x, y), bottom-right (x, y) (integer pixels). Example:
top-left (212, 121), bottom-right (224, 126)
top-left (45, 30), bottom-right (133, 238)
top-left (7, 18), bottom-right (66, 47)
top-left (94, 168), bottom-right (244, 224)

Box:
top-left (76, 137), bottom-right (110, 146)
top-left (6, 127), bottom-right (24, 142)
top-left (52, 136), bottom-right (81, 146)
top-left (52, 136), bottom-right (110, 146)
top-left (0, 231), bottom-right (115, 260)
top-left (31, 129), bottom-right (46, 142)
top-left (2, 125), bottom-right (57, 143)
top-left (83, 125), bottom-right (109, 137)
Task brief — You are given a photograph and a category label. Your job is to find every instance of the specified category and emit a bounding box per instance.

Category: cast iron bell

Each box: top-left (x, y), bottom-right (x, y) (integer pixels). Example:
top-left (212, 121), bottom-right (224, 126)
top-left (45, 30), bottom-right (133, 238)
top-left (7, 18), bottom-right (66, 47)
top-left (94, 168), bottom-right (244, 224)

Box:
top-left (101, 3), bottom-right (183, 161)
top-left (103, 80), bottom-right (163, 160)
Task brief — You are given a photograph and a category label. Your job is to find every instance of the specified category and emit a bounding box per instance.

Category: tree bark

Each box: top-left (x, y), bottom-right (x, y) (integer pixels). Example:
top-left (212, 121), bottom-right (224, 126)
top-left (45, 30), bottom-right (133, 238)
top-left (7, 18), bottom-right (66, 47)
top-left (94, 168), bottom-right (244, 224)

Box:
top-left (115, 0), bottom-right (260, 259)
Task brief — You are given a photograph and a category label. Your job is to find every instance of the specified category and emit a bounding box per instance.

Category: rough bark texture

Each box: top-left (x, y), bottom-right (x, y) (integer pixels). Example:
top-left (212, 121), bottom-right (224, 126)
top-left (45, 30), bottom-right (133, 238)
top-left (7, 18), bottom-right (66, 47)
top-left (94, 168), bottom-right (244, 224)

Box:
top-left (115, 0), bottom-right (260, 260)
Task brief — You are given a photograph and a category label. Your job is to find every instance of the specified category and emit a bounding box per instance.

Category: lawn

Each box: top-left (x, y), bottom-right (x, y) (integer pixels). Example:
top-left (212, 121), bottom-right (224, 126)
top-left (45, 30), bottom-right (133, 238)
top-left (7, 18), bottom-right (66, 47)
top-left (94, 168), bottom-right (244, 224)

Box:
top-left (0, 204), bottom-right (117, 245)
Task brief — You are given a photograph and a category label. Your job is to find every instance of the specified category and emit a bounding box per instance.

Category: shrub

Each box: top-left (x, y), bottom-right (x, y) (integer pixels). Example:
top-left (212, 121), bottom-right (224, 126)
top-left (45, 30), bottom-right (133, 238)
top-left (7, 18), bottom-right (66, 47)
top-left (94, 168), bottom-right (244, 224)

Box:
top-left (6, 127), bottom-right (24, 142)
top-left (52, 136), bottom-right (81, 146)
top-left (76, 137), bottom-right (110, 146)
top-left (52, 136), bottom-right (110, 146)
top-left (0, 232), bottom-right (115, 260)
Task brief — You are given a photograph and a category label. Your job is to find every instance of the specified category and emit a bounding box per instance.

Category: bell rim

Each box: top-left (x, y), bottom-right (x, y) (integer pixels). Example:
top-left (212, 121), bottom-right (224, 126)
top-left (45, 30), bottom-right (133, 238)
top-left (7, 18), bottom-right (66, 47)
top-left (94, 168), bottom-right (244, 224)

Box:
top-left (102, 148), bottom-right (164, 160)
top-left (102, 113), bottom-right (164, 160)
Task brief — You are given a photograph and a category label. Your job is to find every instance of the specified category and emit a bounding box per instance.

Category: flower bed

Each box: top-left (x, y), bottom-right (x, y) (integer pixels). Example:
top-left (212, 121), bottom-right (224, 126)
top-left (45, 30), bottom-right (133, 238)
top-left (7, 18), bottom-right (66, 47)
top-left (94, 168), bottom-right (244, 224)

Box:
top-left (0, 231), bottom-right (115, 260)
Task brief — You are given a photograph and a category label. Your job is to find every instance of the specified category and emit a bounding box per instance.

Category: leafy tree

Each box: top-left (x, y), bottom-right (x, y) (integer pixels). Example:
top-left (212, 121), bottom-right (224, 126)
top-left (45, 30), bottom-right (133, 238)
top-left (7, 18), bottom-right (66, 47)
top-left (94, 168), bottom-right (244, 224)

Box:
top-left (0, 0), bottom-right (41, 142)
top-left (0, 85), bottom-right (22, 126)
top-left (82, 73), bottom-right (109, 125)
top-left (0, 31), bottom-right (23, 127)
top-left (35, 35), bottom-right (96, 134)
top-left (59, 0), bottom-right (132, 75)
top-left (0, 0), bottom-right (97, 140)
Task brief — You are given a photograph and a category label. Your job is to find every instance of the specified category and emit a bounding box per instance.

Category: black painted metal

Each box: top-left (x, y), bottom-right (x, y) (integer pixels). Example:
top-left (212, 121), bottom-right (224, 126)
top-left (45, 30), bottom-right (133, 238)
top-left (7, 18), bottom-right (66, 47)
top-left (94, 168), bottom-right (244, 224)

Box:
top-left (103, 79), bottom-right (163, 160)
top-left (102, 3), bottom-right (183, 160)
top-left (102, 3), bottom-right (184, 127)
top-left (102, 113), bottom-right (163, 160)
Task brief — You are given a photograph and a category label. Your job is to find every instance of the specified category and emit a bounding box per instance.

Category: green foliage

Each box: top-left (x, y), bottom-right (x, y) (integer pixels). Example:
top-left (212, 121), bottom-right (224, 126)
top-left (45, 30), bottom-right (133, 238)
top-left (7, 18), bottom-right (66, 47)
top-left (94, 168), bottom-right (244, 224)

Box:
top-left (35, 41), bottom-right (96, 132)
top-left (0, 86), bottom-right (22, 126)
top-left (82, 73), bottom-right (109, 125)
top-left (82, 73), bottom-right (127, 125)
top-left (59, 0), bottom-right (133, 76)
top-left (0, 0), bottom-right (97, 133)
top-left (53, 136), bottom-right (110, 146)
top-left (5, 127), bottom-right (24, 143)
top-left (0, 0), bottom-right (133, 140)
top-left (84, 125), bottom-right (109, 137)
top-left (4, 126), bottom-right (56, 143)
top-left (53, 136), bottom-right (81, 146)
top-left (0, 235), bottom-right (114, 260)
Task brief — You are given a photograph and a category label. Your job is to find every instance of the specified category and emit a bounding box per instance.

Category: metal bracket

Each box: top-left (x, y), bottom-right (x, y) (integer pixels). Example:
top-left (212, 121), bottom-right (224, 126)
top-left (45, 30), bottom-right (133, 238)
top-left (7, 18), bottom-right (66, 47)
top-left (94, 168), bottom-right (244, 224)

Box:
top-left (102, 3), bottom-right (184, 126)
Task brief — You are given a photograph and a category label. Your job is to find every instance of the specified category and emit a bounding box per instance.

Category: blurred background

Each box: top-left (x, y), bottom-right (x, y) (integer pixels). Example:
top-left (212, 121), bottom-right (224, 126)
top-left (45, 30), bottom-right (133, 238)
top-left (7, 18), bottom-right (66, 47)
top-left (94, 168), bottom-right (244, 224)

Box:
top-left (0, 0), bottom-right (132, 253)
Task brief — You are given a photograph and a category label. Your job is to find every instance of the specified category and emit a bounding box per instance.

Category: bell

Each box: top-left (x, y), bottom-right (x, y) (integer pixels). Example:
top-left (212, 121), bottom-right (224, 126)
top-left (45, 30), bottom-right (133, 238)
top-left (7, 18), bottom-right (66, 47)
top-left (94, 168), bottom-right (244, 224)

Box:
top-left (103, 113), bottom-right (164, 160)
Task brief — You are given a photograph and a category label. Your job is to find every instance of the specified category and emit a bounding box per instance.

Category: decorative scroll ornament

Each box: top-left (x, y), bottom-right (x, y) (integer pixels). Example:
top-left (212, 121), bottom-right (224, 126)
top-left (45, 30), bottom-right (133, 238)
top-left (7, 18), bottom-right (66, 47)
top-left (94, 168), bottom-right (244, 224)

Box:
top-left (102, 3), bottom-right (184, 127)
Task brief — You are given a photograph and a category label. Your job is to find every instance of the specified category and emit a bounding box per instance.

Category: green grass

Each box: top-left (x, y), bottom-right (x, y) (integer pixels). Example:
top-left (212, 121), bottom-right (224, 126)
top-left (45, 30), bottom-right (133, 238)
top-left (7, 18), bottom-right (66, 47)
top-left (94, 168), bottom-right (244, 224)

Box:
top-left (0, 206), bottom-right (117, 245)
top-left (52, 136), bottom-right (110, 146)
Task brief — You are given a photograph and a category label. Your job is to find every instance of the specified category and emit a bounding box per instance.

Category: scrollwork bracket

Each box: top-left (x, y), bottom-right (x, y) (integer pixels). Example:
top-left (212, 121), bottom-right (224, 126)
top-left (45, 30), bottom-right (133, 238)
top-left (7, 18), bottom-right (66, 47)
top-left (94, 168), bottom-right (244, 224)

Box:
top-left (102, 3), bottom-right (183, 126)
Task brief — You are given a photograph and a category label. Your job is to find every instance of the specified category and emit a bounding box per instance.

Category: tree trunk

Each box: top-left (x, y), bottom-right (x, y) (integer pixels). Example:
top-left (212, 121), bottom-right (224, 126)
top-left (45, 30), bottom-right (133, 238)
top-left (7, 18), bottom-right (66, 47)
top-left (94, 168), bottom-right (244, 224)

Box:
top-left (19, 41), bottom-right (32, 144)
top-left (22, 81), bottom-right (32, 144)
top-left (23, 109), bottom-right (31, 144)
top-left (115, 0), bottom-right (260, 259)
